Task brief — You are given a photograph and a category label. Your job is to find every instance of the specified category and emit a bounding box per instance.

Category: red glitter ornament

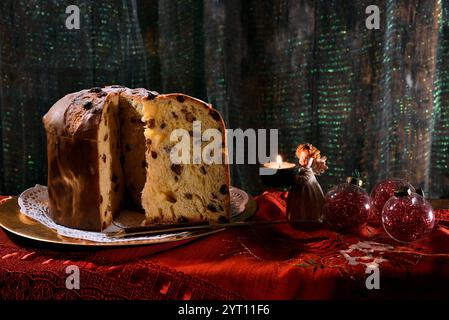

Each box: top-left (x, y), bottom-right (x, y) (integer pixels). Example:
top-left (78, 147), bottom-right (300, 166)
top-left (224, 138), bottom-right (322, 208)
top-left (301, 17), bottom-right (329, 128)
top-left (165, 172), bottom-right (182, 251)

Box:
top-left (323, 177), bottom-right (370, 232)
top-left (382, 188), bottom-right (434, 243)
top-left (369, 179), bottom-right (415, 224)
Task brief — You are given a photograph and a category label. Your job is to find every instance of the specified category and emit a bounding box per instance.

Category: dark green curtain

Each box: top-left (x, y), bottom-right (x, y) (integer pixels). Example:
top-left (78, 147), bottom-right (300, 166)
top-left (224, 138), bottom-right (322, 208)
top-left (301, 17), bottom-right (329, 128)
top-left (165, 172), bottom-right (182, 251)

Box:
top-left (1, 0), bottom-right (448, 198)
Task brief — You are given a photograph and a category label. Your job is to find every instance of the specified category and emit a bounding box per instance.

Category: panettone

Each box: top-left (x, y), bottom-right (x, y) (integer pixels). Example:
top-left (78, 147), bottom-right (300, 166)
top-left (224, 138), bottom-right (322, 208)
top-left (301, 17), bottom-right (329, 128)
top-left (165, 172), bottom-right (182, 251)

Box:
top-left (43, 86), bottom-right (230, 231)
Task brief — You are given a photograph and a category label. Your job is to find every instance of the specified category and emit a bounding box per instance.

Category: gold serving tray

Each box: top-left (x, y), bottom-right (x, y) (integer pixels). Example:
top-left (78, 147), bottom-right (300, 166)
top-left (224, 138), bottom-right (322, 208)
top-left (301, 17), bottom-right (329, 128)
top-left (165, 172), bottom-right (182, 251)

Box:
top-left (0, 196), bottom-right (257, 247)
top-left (429, 199), bottom-right (449, 210)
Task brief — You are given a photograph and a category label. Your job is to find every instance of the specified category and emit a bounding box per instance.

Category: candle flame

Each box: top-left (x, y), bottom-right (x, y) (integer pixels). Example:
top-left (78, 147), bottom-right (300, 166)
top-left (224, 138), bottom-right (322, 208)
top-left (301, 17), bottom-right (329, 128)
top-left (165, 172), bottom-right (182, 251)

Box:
top-left (276, 155), bottom-right (282, 168)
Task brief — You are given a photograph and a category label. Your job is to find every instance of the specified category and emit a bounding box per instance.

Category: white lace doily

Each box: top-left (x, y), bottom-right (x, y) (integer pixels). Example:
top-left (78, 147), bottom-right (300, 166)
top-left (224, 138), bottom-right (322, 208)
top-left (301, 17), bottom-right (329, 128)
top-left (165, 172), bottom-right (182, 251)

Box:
top-left (18, 185), bottom-right (248, 243)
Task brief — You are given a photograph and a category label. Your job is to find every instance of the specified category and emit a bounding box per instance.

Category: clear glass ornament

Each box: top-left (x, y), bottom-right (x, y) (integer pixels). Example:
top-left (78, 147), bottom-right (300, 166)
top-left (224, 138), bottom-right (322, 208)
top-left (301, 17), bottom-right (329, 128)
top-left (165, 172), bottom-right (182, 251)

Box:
top-left (370, 179), bottom-right (415, 224)
top-left (382, 187), bottom-right (434, 243)
top-left (323, 177), bottom-right (370, 232)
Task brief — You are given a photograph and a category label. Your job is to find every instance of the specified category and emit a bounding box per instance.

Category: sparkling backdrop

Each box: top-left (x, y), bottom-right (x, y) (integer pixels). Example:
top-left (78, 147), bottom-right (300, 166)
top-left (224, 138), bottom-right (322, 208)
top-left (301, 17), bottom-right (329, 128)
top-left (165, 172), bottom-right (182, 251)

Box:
top-left (0, 0), bottom-right (448, 198)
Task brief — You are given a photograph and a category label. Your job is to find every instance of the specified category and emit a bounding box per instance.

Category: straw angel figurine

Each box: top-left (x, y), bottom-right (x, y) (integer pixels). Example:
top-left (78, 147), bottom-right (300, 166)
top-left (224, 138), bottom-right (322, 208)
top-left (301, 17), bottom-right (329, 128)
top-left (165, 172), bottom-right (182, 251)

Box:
top-left (286, 143), bottom-right (328, 223)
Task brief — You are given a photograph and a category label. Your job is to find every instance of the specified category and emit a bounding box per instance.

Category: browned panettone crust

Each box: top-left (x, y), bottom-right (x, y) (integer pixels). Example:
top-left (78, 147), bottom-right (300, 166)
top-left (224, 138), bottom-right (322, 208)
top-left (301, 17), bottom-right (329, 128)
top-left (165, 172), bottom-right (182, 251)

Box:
top-left (45, 133), bottom-right (102, 230)
top-left (43, 87), bottom-right (117, 230)
top-left (44, 87), bottom-right (112, 139)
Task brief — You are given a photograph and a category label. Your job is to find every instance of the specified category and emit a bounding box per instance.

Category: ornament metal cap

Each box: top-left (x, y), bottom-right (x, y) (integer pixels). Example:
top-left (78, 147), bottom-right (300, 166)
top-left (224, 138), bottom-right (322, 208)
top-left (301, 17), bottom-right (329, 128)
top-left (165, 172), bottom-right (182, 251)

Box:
top-left (394, 186), bottom-right (412, 197)
top-left (415, 187), bottom-right (425, 198)
top-left (346, 176), bottom-right (363, 187)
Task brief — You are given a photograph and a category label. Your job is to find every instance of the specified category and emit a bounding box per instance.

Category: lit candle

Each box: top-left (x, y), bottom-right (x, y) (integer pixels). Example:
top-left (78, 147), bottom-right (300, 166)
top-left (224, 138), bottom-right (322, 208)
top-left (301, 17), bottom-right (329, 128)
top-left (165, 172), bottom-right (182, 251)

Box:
top-left (263, 155), bottom-right (296, 170)
top-left (261, 155), bottom-right (297, 189)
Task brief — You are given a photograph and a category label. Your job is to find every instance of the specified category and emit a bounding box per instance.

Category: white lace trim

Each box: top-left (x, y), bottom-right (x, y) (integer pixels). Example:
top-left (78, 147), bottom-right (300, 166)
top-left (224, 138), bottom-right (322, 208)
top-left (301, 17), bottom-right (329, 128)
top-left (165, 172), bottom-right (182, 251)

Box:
top-left (18, 185), bottom-right (247, 243)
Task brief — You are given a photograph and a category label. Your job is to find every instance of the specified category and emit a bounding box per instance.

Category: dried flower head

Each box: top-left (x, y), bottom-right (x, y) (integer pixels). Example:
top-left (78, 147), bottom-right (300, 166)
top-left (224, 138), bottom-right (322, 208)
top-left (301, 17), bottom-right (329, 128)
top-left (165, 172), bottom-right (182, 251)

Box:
top-left (295, 143), bottom-right (328, 175)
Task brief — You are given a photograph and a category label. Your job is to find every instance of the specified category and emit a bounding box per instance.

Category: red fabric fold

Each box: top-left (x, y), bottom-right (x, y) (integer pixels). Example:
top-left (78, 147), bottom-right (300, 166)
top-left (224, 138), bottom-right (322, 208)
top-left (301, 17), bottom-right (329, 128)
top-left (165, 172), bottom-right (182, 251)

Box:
top-left (1, 193), bottom-right (449, 299)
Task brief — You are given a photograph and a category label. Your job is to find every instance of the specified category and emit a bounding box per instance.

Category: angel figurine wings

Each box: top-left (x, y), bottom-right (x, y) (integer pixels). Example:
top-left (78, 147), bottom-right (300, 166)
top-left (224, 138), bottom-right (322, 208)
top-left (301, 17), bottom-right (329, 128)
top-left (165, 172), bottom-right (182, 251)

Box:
top-left (286, 143), bottom-right (328, 223)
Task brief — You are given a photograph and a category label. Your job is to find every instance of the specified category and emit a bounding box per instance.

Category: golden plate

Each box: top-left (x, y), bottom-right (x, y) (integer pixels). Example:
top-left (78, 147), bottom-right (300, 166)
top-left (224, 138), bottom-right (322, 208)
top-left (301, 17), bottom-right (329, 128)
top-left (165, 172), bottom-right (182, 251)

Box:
top-left (0, 196), bottom-right (257, 248)
top-left (429, 199), bottom-right (449, 210)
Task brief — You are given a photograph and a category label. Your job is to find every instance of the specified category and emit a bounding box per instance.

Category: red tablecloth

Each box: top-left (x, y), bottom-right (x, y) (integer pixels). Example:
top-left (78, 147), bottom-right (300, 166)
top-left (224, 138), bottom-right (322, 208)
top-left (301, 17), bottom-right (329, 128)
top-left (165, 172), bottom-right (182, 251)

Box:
top-left (1, 192), bottom-right (449, 300)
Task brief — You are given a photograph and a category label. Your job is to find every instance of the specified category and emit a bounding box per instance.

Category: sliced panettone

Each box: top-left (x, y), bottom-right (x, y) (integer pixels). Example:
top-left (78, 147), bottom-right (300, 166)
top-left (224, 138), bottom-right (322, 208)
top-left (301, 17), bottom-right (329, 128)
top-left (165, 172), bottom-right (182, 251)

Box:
top-left (140, 94), bottom-right (230, 224)
top-left (43, 86), bottom-right (230, 231)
